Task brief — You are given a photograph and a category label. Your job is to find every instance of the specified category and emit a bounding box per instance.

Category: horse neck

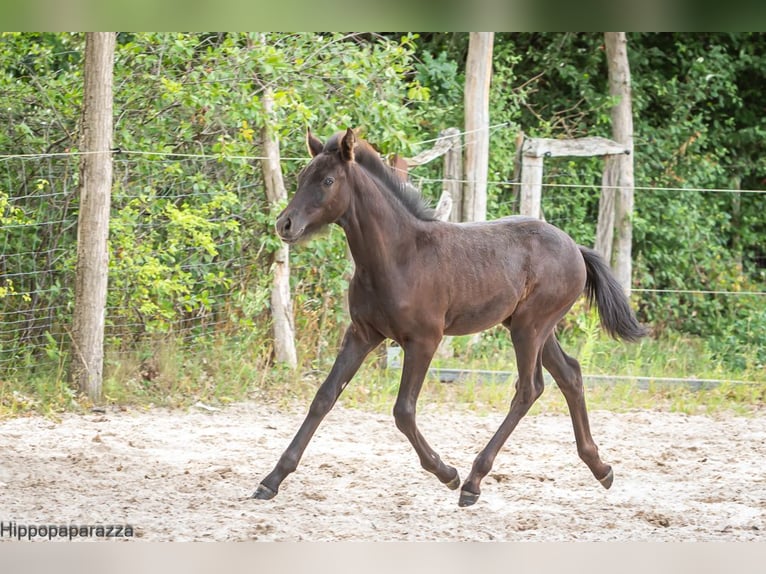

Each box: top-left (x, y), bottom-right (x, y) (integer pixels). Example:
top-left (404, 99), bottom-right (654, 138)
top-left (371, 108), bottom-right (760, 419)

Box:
top-left (338, 171), bottom-right (421, 271)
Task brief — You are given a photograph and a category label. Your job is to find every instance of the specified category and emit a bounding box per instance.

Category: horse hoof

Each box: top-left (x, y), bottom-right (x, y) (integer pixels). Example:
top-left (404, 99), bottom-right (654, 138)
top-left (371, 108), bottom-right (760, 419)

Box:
top-left (252, 483), bottom-right (277, 500)
top-left (458, 489), bottom-right (480, 507)
top-left (598, 467), bottom-right (614, 490)
top-left (445, 472), bottom-right (461, 490)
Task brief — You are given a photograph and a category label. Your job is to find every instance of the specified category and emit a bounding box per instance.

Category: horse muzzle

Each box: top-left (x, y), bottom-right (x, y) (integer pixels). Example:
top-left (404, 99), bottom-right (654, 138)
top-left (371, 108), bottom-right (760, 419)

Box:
top-left (275, 212), bottom-right (305, 244)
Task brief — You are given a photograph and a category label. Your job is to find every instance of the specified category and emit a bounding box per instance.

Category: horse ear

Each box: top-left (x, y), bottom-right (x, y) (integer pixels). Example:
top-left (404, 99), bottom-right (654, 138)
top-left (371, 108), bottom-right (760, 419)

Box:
top-left (339, 127), bottom-right (355, 163)
top-left (306, 128), bottom-right (324, 158)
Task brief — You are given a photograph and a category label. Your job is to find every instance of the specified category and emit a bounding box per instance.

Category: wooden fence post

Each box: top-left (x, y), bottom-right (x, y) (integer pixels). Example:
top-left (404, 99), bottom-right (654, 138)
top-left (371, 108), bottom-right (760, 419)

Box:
top-left (594, 157), bottom-right (618, 261)
top-left (442, 128), bottom-right (463, 223)
top-left (605, 32), bottom-right (635, 296)
top-left (261, 90), bottom-right (298, 369)
top-left (519, 137), bottom-right (628, 223)
top-left (463, 32), bottom-right (494, 223)
top-left (71, 32), bottom-right (116, 403)
top-left (519, 154), bottom-right (543, 219)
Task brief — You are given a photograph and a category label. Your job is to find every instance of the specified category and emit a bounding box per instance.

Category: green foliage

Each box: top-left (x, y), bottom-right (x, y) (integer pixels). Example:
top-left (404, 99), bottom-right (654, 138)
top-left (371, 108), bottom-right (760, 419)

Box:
top-left (107, 176), bottom-right (240, 336)
top-left (625, 34), bottom-right (766, 358)
top-left (412, 49), bottom-right (462, 122)
top-left (0, 32), bottom-right (438, 382)
top-left (4, 327), bottom-right (761, 420)
top-left (1, 32), bottom-right (765, 404)
top-left (0, 191), bottom-right (31, 301)
top-left (486, 33), bottom-right (766, 362)
top-left (0, 33), bottom-right (83, 154)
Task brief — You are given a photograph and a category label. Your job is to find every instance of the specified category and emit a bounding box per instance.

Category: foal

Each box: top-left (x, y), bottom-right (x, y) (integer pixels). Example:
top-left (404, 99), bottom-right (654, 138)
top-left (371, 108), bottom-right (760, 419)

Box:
top-left (254, 128), bottom-right (645, 507)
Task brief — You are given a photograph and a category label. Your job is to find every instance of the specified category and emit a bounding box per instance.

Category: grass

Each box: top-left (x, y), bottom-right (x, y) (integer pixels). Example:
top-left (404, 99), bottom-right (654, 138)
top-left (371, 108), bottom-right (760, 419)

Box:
top-left (1, 324), bottom-right (764, 421)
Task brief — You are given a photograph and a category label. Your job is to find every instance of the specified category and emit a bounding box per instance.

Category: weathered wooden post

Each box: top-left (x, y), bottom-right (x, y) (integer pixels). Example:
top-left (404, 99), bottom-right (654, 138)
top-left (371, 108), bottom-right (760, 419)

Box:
top-left (604, 31), bottom-right (636, 296)
top-left (595, 158), bottom-right (618, 261)
top-left (463, 32), bottom-right (494, 223)
top-left (519, 136), bottom-right (628, 222)
top-left (442, 128), bottom-right (463, 223)
top-left (261, 90), bottom-right (298, 369)
top-left (71, 32), bottom-right (116, 403)
top-left (519, 153), bottom-right (544, 219)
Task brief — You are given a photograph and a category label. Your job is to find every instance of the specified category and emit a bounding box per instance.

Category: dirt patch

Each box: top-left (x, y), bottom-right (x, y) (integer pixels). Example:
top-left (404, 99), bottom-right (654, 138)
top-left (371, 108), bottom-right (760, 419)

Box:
top-left (1, 402), bottom-right (764, 541)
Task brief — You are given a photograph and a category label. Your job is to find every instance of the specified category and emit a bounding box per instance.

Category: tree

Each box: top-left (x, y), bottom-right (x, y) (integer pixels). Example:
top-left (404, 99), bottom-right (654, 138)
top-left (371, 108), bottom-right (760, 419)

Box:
top-left (71, 32), bottom-right (116, 402)
top-left (4, 32), bottom-right (765, 384)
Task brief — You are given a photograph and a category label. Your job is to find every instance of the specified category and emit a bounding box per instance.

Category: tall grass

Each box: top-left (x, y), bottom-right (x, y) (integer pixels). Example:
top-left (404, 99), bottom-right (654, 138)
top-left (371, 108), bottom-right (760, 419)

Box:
top-left (1, 310), bottom-right (763, 420)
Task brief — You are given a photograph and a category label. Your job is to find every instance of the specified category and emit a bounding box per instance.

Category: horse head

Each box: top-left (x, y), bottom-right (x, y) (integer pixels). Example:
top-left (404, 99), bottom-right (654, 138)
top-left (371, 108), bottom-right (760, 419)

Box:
top-left (275, 128), bottom-right (357, 244)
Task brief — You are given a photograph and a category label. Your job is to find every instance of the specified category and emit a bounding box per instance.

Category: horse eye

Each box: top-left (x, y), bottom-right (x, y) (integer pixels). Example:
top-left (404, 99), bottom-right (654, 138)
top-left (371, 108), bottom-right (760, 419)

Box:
top-left (323, 177), bottom-right (335, 187)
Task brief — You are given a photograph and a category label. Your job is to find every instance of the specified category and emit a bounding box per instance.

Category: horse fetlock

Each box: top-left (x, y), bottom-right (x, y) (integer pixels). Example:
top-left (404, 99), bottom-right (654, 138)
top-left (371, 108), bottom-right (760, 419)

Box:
top-left (275, 450), bottom-right (302, 475)
top-left (577, 442), bottom-right (601, 466)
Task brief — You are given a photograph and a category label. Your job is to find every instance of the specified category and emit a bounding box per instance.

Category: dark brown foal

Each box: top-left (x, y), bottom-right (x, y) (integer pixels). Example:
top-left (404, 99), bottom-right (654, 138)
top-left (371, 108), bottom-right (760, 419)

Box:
top-left (253, 128), bottom-right (645, 506)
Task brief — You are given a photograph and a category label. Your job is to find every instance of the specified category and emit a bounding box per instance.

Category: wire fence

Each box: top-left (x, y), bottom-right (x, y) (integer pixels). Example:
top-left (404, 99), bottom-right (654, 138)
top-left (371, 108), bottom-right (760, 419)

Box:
top-left (1, 150), bottom-right (764, 385)
top-left (1, 154), bottom-right (267, 377)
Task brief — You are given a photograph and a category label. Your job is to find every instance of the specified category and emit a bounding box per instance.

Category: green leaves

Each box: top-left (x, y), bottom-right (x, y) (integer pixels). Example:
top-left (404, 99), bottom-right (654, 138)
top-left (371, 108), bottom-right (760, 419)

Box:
top-left (2, 32), bottom-right (764, 378)
top-left (107, 175), bottom-right (243, 335)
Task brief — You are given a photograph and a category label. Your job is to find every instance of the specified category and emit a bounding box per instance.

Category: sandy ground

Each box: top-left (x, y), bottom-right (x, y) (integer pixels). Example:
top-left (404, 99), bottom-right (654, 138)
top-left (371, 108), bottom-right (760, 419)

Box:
top-left (0, 399), bottom-right (764, 541)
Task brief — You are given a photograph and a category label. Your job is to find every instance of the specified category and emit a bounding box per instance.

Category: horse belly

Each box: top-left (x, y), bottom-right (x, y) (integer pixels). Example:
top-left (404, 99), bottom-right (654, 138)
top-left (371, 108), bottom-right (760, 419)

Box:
top-left (443, 294), bottom-right (517, 336)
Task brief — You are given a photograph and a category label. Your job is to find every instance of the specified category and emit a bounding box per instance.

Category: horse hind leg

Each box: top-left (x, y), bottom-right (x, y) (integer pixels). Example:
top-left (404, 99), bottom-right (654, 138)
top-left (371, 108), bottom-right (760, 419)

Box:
top-left (459, 321), bottom-right (546, 507)
top-left (542, 334), bottom-right (613, 488)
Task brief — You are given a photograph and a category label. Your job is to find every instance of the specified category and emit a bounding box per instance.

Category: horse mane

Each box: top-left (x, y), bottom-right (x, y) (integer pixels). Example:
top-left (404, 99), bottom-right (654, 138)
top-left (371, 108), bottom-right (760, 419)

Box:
top-left (324, 132), bottom-right (436, 221)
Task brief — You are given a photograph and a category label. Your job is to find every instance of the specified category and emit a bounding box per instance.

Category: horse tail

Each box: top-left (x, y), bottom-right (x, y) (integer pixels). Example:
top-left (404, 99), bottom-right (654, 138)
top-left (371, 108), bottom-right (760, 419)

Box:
top-left (579, 246), bottom-right (647, 342)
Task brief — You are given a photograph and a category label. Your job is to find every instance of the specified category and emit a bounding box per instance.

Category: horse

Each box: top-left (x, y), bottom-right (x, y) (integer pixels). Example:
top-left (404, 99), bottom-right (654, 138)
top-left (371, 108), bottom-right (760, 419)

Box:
top-left (253, 128), bottom-right (646, 507)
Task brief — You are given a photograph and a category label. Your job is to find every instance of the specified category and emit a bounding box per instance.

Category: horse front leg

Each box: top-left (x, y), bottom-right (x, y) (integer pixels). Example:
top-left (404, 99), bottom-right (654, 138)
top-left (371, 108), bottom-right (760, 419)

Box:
top-left (393, 337), bottom-right (461, 490)
top-left (253, 325), bottom-right (383, 500)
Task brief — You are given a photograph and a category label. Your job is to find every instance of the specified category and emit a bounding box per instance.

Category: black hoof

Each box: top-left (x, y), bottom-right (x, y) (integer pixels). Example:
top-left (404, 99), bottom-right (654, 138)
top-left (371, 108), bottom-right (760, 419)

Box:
top-left (252, 483), bottom-right (277, 500)
top-left (598, 467), bottom-right (614, 490)
top-left (445, 471), bottom-right (461, 490)
top-left (458, 489), bottom-right (480, 507)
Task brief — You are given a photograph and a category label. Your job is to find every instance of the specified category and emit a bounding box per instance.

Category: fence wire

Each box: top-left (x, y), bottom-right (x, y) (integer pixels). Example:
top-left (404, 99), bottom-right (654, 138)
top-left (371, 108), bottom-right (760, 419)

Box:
top-left (1, 153), bottom-right (764, 383)
top-left (1, 155), bottom-right (264, 374)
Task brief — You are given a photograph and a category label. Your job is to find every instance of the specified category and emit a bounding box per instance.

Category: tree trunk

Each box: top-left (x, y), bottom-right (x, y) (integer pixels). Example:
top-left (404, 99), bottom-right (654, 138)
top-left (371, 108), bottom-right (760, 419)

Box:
top-left (605, 32), bottom-right (635, 295)
top-left (261, 90), bottom-right (298, 369)
top-left (71, 32), bottom-right (116, 403)
top-left (463, 32), bottom-right (494, 223)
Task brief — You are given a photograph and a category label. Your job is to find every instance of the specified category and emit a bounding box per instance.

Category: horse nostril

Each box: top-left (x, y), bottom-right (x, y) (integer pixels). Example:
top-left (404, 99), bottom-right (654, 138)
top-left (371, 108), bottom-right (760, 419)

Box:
top-left (276, 214), bottom-right (292, 236)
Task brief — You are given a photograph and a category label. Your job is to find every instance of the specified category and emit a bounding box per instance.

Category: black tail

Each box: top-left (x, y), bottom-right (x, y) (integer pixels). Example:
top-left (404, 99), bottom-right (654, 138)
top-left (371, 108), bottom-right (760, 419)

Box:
top-left (579, 246), bottom-right (647, 342)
